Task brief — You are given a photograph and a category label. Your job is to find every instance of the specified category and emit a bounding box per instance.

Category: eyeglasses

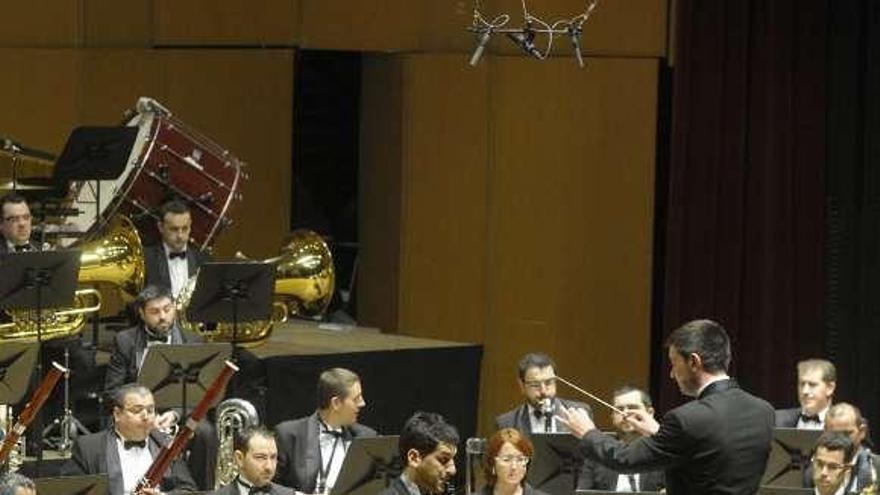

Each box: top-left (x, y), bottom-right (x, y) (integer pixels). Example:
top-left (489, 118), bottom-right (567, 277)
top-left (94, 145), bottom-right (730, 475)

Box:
top-left (524, 378), bottom-right (556, 390)
top-left (122, 405), bottom-right (156, 416)
top-left (811, 457), bottom-right (850, 473)
top-left (496, 455), bottom-right (531, 466)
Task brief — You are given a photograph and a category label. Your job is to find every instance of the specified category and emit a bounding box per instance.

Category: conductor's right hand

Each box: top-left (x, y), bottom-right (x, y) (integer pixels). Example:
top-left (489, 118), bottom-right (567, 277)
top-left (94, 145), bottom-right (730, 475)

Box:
top-left (624, 409), bottom-right (660, 436)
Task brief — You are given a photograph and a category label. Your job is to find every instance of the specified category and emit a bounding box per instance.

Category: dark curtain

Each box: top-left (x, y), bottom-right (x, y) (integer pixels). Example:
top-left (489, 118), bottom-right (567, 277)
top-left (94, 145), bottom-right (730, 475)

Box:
top-left (657, 0), bottom-right (828, 412)
top-left (824, 0), bottom-right (880, 443)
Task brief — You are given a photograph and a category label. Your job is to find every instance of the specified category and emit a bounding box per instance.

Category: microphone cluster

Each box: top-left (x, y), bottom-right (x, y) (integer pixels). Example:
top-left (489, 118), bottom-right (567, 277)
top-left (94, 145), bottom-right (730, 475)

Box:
top-left (467, 0), bottom-right (598, 68)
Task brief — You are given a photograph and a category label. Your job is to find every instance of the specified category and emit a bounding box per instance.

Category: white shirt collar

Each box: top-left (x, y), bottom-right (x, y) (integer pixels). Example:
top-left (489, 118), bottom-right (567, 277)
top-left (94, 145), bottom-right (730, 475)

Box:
top-left (400, 471), bottom-right (422, 495)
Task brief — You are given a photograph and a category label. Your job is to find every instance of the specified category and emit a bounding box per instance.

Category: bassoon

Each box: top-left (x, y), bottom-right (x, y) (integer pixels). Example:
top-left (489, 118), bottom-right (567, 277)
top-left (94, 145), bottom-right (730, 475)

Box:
top-left (136, 360), bottom-right (238, 493)
top-left (0, 361), bottom-right (68, 465)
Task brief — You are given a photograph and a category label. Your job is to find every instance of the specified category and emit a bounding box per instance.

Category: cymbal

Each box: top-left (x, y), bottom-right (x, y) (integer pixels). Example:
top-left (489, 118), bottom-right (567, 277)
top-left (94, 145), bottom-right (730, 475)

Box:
top-left (0, 180), bottom-right (55, 191)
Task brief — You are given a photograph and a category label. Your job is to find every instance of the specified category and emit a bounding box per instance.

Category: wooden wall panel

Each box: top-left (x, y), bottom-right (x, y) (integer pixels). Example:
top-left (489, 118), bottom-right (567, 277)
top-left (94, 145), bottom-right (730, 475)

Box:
top-left (153, 0), bottom-right (300, 45)
top-left (359, 53), bottom-right (658, 433)
top-left (299, 1), bottom-right (421, 51)
top-left (396, 55), bottom-right (490, 344)
top-left (358, 57), bottom-right (404, 332)
top-left (0, 3), bottom-right (81, 46)
top-left (82, 0), bottom-right (153, 47)
top-left (484, 56), bottom-right (657, 431)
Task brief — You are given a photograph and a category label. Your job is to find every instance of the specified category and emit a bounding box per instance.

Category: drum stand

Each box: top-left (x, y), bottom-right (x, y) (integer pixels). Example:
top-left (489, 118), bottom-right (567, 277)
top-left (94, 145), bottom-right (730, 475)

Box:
top-left (41, 346), bottom-right (90, 454)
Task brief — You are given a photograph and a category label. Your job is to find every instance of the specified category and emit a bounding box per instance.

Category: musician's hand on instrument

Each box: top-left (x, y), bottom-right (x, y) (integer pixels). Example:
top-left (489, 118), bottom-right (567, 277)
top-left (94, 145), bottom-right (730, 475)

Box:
top-left (557, 405), bottom-right (595, 439)
top-left (624, 409), bottom-right (660, 436)
top-left (138, 486), bottom-right (163, 495)
top-left (154, 410), bottom-right (178, 431)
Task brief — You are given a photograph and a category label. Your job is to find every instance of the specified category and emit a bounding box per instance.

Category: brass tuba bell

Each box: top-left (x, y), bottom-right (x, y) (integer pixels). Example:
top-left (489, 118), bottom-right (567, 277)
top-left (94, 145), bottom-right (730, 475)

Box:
top-left (0, 216), bottom-right (145, 341)
top-left (175, 230), bottom-right (335, 345)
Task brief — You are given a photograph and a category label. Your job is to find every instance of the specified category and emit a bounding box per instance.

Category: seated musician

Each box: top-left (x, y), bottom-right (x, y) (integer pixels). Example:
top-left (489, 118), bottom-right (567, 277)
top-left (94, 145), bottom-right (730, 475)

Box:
top-left (0, 193), bottom-right (38, 253)
top-left (776, 358), bottom-right (836, 430)
top-left (144, 199), bottom-right (210, 299)
top-left (578, 385), bottom-right (664, 491)
top-left (274, 368), bottom-right (377, 494)
top-left (379, 411), bottom-right (458, 495)
top-left (209, 426), bottom-right (292, 495)
top-left (105, 285), bottom-right (202, 428)
top-left (804, 403), bottom-right (876, 493)
top-left (480, 428), bottom-right (548, 495)
top-left (811, 431), bottom-right (859, 495)
top-left (62, 383), bottom-right (198, 495)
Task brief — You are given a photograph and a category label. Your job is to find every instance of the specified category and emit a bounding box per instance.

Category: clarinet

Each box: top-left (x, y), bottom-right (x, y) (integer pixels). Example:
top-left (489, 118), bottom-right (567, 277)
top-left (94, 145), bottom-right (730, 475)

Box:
top-left (135, 360), bottom-right (238, 493)
top-left (0, 362), bottom-right (68, 466)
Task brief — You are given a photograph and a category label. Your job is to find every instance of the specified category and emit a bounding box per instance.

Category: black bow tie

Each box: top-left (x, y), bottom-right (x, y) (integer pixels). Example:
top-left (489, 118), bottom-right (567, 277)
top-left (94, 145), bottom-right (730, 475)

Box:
top-left (322, 428), bottom-right (345, 438)
top-left (800, 412), bottom-right (821, 424)
top-left (13, 244), bottom-right (29, 252)
top-left (123, 439), bottom-right (147, 450)
top-left (145, 330), bottom-right (168, 343)
top-left (238, 479), bottom-right (271, 494)
top-left (168, 251), bottom-right (186, 260)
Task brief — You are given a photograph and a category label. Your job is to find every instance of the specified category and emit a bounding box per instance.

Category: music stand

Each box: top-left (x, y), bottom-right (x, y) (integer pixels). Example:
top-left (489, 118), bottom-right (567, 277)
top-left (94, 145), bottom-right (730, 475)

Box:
top-left (35, 474), bottom-right (109, 495)
top-left (762, 428), bottom-right (822, 487)
top-left (0, 250), bottom-right (80, 475)
top-left (186, 262), bottom-right (274, 364)
top-left (53, 126), bottom-right (136, 182)
top-left (527, 433), bottom-right (582, 495)
top-left (137, 343), bottom-right (231, 417)
top-left (331, 436), bottom-right (401, 495)
top-left (0, 341), bottom-right (39, 405)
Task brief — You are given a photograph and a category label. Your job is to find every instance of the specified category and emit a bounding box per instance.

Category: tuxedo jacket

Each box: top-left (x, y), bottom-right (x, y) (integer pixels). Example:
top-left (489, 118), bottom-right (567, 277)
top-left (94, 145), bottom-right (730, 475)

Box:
top-left (275, 412), bottom-right (378, 493)
top-left (61, 428), bottom-right (198, 495)
top-left (104, 324), bottom-right (204, 395)
top-left (774, 407), bottom-right (812, 428)
top-left (577, 379), bottom-right (774, 495)
top-left (0, 240), bottom-right (39, 255)
top-left (210, 480), bottom-right (294, 495)
top-left (495, 398), bottom-right (593, 434)
top-left (579, 458), bottom-right (665, 491)
top-left (377, 476), bottom-right (410, 495)
top-left (143, 243), bottom-right (210, 293)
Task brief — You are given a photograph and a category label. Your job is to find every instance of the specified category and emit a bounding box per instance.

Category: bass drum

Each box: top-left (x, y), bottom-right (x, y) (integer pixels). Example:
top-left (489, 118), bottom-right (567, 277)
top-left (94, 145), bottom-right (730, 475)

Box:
top-left (65, 97), bottom-right (247, 249)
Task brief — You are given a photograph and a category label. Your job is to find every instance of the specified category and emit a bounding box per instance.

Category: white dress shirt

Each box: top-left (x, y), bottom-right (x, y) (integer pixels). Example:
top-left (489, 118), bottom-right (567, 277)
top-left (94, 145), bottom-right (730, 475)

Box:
top-left (163, 243), bottom-right (189, 298)
top-left (115, 434), bottom-right (153, 495)
top-left (318, 426), bottom-right (350, 493)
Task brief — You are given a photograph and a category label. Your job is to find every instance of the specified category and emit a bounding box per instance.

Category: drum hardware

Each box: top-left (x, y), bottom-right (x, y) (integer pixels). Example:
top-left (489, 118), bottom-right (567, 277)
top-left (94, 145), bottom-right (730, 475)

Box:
top-left (41, 345), bottom-right (91, 455)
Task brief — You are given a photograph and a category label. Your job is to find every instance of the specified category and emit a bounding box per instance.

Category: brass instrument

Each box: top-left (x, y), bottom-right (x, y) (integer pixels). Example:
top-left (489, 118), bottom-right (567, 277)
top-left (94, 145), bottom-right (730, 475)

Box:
top-left (0, 216), bottom-right (144, 341)
top-left (214, 398), bottom-right (260, 488)
top-left (176, 230), bottom-right (335, 345)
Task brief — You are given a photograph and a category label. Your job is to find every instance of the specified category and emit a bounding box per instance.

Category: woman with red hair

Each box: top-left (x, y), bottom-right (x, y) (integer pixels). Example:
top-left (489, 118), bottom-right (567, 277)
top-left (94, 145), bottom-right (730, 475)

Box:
top-left (481, 428), bottom-right (548, 495)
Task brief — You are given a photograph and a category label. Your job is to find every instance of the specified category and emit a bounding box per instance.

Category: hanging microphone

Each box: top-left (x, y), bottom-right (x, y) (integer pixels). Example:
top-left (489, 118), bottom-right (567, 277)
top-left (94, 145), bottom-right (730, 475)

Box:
top-left (469, 29), bottom-right (493, 66)
top-left (506, 29), bottom-right (544, 59)
top-left (569, 25), bottom-right (585, 68)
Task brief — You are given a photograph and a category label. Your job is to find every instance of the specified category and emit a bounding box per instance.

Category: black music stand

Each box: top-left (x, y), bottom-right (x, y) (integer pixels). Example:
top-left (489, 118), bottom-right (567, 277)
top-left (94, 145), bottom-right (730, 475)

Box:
top-left (137, 343), bottom-right (231, 417)
top-left (0, 250), bottom-right (80, 475)
top-left (0, 341), bottom-right (39, 405)
top-left (53, 126), bottom-right (136, 182)
top-left (762, 428), bottom-right (822, 487)
top-left (527, 433), bottom-right (581, 495)
top-left (186, 262), bottom-right (274, 365)
top-left (331, 436), bottom-right (402, 495)
top-left (35, 474), bottom-right (109, 495)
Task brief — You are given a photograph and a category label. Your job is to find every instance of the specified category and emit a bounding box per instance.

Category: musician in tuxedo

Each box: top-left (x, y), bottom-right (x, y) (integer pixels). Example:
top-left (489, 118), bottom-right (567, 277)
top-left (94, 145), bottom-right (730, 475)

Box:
top-left (275, 368), bottom-right (377, 494)
top-left (803, 403), bottom-right (877, 493)
top-left (775, 359), bottom-right (836, 430)
top-left (378, 412), bottom-right (459, 495)
top-left (578, 385), bottom-right (664, 492)
top-left (560, 319), bottom-right (775, 495)
top-left (811, 431), bottom-right (859, 495)
top-left (0, 193), bottom-right (38, 254)
top-left (105, 285), bottom-right (203, 429)
top-left (210, 426), bottom-right (293, 495)
top-left (495, 353), bottom-right (592, 434)
top-left (144, 199), bottom-right (210, 298)
top-left (62, 383), bottom-right (198, 495)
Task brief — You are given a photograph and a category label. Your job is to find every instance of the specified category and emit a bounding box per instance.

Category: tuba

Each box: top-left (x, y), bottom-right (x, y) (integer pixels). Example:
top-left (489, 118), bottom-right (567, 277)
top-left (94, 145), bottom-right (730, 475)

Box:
top-left (175, 230), bottom-right (335, 345)
top-left (214, 398), bottom-right (260, 488)
top-left (0, 216), bottom-right (144, 341)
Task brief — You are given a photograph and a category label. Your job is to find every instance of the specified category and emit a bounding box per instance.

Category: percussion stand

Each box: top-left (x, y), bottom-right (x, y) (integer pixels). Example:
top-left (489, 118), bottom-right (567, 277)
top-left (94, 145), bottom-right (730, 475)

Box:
top-left (41, 345), bottom-right (91, 455)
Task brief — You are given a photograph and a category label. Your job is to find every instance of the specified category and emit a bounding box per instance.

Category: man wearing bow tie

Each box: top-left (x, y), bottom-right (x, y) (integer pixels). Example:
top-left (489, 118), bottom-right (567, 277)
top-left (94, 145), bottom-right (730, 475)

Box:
top-left (144, 199), bottom-right (210, 299)
top-left (105, 285), bottom-right (203, 431)
top-left (62, 383), bottom-right (198, 495)
top-left (210, 426), bottom-right (293, 495)
top-left (275, 368), bottom-right (377, 494)
top-left (495, 353), bottom-right (592, 434)
top-left (775, 359), bottom-right (837, 430)
top-left (0, 193), bottom-right (38, 254)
